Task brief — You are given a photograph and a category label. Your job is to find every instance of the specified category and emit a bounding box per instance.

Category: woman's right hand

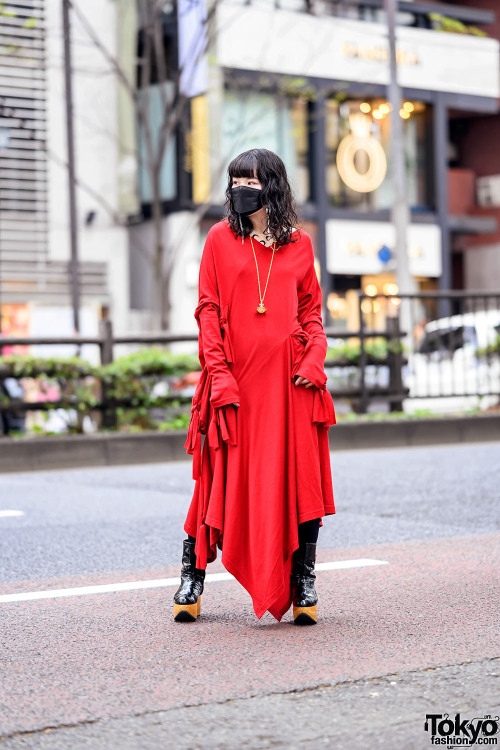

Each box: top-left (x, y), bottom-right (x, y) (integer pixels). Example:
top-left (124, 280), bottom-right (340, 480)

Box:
top-left (232, 402), bottom-right (240, 408)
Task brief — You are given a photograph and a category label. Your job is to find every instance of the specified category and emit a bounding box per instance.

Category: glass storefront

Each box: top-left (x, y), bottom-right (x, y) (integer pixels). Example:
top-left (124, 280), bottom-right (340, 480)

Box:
top-left (137, 82), bottom-right (177, 203)
top-left (219, 88), bottom-right (310, 203)
top-left (325, 96), bottom-right (432, 213)
top-left (325, 274), bottom-right (439, 333)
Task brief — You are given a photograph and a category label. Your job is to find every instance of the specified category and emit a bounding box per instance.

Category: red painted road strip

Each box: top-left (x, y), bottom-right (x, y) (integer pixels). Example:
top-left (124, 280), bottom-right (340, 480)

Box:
top-left (1, 533), bottom-right (498, 737)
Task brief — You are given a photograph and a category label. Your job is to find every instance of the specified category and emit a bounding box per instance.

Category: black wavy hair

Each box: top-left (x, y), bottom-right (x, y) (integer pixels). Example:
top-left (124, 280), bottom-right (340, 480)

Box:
top-left (224, 148), bottom-right (301, 246)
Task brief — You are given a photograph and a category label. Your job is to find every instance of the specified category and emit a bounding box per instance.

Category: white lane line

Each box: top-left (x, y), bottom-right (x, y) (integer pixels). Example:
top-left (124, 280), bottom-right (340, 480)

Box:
top-left (0, 558), bottom-right (389, 604)
top-left (0, 510), bottom-right (25, 518)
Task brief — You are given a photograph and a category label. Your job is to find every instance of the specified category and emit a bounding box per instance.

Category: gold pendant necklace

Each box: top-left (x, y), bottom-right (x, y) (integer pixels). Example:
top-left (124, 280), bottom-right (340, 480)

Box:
top-left (250, 235), bottom-right (277, 314)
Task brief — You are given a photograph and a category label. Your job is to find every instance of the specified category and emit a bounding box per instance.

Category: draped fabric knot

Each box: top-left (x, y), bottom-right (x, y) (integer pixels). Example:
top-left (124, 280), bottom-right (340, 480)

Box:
top-left (290, 325), bottom-right (314, 378)
top-left (218, 303), bottom-right (234, 365)
top-left (208, 403), bottom-right (238, 450)
top-left (195, 520), bottom-right (209, 569)
top-left (289, 321), bottom-right (336, 427)
top-left (312, 385), bottom-right (336, 427)
top-left (184, 366), bottom-right (212, 480)
top-left (185, 403), bottom-right (203, 480)
top-left (185, 403), bottom-right (200, 452)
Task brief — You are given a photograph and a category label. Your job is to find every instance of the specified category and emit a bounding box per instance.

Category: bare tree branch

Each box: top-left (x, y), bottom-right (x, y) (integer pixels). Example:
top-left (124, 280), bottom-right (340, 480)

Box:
top-left (44, 145), bottom-right (154, 265)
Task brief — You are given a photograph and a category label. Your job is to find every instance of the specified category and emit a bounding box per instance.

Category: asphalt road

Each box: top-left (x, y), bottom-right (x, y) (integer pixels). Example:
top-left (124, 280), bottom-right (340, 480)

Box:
top-left (0, 441), bottom-right (499, 749)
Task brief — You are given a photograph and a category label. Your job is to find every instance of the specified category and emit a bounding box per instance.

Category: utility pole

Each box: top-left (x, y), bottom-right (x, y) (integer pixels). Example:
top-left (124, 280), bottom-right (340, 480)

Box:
top-left (384, 0), bottom-right (415, 295)
top-left (62, 0), bottom-right (80, 334)
top-left (0, 120), bottom-right (11, 354)
top-left (384, 0), bottom-right (417, 358)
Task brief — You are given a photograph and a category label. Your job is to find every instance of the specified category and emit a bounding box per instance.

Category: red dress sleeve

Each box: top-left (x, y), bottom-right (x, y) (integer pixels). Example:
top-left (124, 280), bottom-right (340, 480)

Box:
top-left (194, 231), bottom-right (240, 409)
top-left (295, 243), bottom-right (329, 390)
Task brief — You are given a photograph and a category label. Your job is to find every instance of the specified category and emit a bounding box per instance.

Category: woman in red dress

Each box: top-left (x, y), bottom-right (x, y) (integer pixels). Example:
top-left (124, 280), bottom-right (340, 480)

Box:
top-left (174, 148), bottom-right (336, 625)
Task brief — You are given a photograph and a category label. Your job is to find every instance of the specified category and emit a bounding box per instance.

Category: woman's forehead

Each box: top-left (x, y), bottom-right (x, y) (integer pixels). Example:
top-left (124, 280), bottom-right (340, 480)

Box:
top-left (231, 170), bottom-right (259, 179)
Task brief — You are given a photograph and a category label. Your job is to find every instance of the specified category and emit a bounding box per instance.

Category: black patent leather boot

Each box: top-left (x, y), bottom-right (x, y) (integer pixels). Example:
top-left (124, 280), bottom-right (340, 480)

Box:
top-left (291, 541), bottom-right (318, 625)
top-left (173, 539), bottom-right (206, 622)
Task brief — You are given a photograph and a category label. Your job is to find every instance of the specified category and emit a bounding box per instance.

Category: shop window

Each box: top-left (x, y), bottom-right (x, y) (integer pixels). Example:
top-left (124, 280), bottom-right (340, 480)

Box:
top-left (326, 96), bottom-right (432, 213)
top-left (137, 82), bottom-right (177, 203)
top-left (135, 11), bottom-right (178, 205)
top-left (218, 89), bottom-right (311, 203)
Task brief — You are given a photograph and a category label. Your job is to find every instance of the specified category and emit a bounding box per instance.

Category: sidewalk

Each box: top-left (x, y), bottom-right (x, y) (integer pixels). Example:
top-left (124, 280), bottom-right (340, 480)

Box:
top-left (0, 412), bottom-right (499, 473)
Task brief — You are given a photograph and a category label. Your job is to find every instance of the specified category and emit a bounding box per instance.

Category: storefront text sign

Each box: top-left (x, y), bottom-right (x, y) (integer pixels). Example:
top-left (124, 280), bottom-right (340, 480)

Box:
top-left (326, 220), bottom-right (442, 278)
top-left (217, 4), bottom-right (499, 99)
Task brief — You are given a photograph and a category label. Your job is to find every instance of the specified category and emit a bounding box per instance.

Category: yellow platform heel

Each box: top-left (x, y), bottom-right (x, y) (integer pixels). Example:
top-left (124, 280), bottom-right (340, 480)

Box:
top-left (174, 595), bottom-right (201, 622)
top-left (293, 604), bottom-right (317, 625)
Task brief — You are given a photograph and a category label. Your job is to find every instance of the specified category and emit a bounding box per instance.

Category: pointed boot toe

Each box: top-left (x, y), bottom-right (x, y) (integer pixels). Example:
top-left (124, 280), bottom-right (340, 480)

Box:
top-left (173, 539), bottom-right (205, 622)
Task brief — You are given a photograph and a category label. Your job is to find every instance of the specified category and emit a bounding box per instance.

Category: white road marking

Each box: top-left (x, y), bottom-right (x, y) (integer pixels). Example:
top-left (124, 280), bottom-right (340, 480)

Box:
top-left (316, 559), bottom-right (388, 572)
top-left (0, 510), bottom-right (25, 518)
top-left (0, 558), bottom-right (388, 605)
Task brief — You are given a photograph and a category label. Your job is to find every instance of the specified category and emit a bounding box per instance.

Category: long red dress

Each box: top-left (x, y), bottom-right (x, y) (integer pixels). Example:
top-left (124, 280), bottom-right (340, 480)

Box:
top-left (184, 218), bottom-right (336, 621)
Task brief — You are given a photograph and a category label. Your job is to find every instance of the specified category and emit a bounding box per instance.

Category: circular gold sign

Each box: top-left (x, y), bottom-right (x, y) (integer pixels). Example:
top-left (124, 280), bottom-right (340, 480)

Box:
top-left (336, 133), bottom-right (387, 193)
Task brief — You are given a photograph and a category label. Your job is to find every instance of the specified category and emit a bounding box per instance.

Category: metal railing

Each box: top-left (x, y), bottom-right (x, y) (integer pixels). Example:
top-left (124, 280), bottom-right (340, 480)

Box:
top-left (0, 290), bottom-right (499, 431)
top-left (350, 290), bottom-right (500, 413)
top-left (0, 321), bottom-right (200, 433)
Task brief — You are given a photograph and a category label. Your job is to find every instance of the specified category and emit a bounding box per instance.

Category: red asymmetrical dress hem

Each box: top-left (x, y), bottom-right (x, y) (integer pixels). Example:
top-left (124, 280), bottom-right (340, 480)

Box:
top-left (183, 219), bottom-right (336, 621)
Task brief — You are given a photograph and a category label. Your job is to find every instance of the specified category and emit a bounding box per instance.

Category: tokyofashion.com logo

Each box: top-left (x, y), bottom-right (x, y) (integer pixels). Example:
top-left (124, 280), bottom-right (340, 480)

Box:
top-left (425, 714), bottom-right (499, 747)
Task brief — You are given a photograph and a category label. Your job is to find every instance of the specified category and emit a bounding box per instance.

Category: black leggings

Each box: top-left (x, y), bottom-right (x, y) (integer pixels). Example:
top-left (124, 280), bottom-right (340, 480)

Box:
top-left (187, 517), bottom-right (320, 546)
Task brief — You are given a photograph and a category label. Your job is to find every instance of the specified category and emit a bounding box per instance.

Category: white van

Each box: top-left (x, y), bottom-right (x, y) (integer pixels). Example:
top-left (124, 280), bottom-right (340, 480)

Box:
top-left (403, 309), bottom-right (500, 413)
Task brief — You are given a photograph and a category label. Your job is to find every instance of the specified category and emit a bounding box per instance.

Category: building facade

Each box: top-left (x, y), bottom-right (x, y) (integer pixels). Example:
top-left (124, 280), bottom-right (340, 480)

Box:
top-left (0, 0), bottom-right (130, 358)
top-left (1, 0), bottom-right (499, 346)
top-left (130, 0), bottom-right (500, 337)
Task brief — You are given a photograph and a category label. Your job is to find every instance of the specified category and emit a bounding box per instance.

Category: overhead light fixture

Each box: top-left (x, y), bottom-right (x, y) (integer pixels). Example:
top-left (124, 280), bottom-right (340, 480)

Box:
top-left (399, 108), bottom-right (410, 119)
top-left (403, 101), bottom-right (414, 112)
top-left (360, 102), bottom-right (371, 113)
top-left (383, 282), bottom-right (399, 295)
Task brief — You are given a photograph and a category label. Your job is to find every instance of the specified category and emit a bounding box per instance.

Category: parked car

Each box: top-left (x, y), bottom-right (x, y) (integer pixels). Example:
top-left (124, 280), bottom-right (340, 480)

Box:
top-left (403, 310), bottom-right (500, 413)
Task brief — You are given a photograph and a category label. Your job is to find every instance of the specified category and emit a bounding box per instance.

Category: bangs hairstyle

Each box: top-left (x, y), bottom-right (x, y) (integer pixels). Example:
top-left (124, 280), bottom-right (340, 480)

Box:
top-left (224, 148), bottom-right (301, 246)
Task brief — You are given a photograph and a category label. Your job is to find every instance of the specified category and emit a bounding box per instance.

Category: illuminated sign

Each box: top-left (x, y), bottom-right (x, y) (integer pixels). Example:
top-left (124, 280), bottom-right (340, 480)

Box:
top-left (326, 220), bottom-right (442, 278)
top-left (336, 113), bottom-right (387, 193)
top-left (341, 42), bottom-right (419, 66)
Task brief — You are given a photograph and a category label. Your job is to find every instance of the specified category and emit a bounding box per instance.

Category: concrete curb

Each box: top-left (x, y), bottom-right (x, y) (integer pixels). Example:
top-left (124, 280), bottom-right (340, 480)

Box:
top-left (329, 413), bottom-right (500, 450)
top-left (0, 414), bottom-right (498, 474)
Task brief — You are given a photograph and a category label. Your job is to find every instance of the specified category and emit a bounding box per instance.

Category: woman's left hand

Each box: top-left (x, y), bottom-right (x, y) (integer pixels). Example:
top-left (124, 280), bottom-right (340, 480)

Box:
top-left (294, 375), bottom-right (314, 388)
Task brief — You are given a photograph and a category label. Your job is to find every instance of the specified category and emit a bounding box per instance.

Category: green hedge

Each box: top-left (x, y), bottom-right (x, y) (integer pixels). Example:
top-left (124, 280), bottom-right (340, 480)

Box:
top-left (0, 348), bottom-right (200, 433)
top-left (0, 340), bottom-right (406, 434)
top-left (476, 335), bottom-right (500, 359)
top-left (428, 13), bottom-right (488, 37)
top-left (325, 337), bottom-right (405, 366)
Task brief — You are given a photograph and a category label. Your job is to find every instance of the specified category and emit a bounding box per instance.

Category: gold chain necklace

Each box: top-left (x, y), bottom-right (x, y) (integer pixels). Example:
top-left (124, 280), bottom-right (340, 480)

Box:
top-left (250, 235), bottom-right (277, 314)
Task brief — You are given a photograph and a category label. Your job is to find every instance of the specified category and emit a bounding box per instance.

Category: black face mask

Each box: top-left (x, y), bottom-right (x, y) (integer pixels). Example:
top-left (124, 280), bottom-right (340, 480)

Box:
top-left (230, 185), bottom-right (264, 216)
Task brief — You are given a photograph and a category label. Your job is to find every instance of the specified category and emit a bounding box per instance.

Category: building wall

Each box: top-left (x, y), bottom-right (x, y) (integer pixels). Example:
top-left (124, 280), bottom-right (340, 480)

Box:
top-left (129, 212), bottom-right (202, 347)
top-left (453, 117), bottom-right (500, 179)
top-left (0, 2), bottom-right (49, 305)
top-left (45, 0), bottom-right (131, 333)
top-left (135, 1), bottom-right (500, 329)
top-left (464, 243), bottom-right (500, 291)
top-left (446, 0), bottom-right (500, 290)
